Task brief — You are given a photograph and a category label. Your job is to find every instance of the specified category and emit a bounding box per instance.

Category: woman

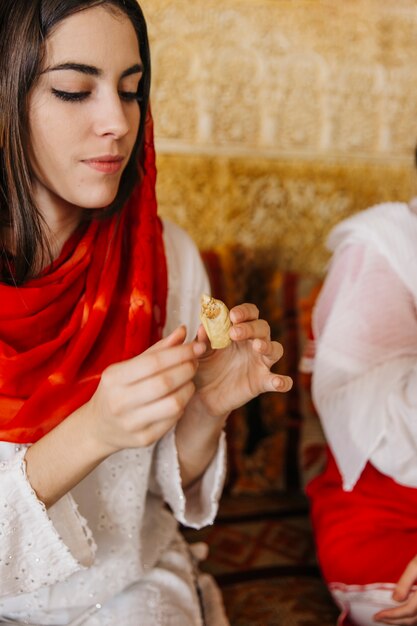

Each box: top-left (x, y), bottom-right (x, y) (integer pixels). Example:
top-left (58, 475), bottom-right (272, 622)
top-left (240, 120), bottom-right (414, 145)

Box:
top-left (0, 1), bottom-right (292, 624)
top-left (307, 200), bottom-right (417, 626)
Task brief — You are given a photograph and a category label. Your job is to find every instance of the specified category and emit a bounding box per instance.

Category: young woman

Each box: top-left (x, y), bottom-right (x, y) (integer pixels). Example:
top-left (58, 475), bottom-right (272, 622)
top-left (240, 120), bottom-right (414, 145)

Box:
top-left (307, 200), bottom-right (417, 626)
top-left (0, 1), bottom-right (292, 624)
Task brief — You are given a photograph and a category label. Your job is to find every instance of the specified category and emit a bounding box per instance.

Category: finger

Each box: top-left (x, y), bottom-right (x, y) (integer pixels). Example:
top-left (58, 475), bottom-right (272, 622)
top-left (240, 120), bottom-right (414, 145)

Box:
top-left (393, 558), bottom-right (417, 602)
top-left (104, 341), bottom-right (205, 386)
top-left (125, 381), bottom-right (196, 445)
top-left (146, 325), bottom-right (187, 352)
top-left (118, 412), bottom-right (182, 450)
top-left (133, 415), bottom-right (180, 447)
top-left (270, 374), bottom-right (293, 393)
top-left (375, 594), bottom-right (417, 623)
top-left (230, 319), bottom-right (271, 342)
top-left (259, 373), bottom-right (293, 393)
top-left (253, 339), bottom-right (284, 366)
top-left (374, 617), bottom-right (417, 626)
top-left (115, 361), bottom-right (198, 412)
top-left (230, 303), bottom-right (260, 324)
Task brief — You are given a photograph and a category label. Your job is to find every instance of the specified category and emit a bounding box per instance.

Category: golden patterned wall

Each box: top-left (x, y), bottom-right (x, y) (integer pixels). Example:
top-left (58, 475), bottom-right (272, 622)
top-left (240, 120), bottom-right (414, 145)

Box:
top-left (140, 0), bottom-right (417, 274)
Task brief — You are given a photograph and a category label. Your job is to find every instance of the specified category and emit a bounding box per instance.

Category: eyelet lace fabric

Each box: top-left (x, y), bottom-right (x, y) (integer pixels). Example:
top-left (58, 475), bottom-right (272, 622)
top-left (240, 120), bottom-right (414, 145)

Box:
top-left (0, 421), bottom-right (227, 625)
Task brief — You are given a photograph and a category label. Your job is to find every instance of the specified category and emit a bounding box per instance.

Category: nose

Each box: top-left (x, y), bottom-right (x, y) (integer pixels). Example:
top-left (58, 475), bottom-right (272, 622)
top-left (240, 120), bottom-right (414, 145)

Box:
top-left (93, 91), bottom-right (131, 139)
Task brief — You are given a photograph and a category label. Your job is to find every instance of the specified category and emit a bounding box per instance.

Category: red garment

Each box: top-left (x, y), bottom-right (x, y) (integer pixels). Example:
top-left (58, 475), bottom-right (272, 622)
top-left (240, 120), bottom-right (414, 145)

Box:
top-left (307, 448), bottom-right (417, 586)
top-left (0, 114), bottom-right (167, 444)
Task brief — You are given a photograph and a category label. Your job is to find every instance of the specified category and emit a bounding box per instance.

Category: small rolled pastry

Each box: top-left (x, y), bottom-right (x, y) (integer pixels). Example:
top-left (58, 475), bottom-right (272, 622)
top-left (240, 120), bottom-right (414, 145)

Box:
top-left (200, 293), bottom-right (232, 349)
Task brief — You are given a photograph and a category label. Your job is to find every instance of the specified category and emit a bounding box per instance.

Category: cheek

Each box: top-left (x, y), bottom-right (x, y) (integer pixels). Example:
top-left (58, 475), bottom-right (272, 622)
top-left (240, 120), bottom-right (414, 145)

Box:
top-left (31, 126), bottom-right (61, 157)
top-left (30, 113), bottom-right (85, 176)
top-left (30, 110), bottom-right (69, 159)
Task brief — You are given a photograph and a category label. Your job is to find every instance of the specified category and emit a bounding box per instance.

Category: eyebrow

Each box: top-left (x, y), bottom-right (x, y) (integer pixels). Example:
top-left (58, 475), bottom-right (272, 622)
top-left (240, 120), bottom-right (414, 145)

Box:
top-left (44, 62), bottom-right (143, 78)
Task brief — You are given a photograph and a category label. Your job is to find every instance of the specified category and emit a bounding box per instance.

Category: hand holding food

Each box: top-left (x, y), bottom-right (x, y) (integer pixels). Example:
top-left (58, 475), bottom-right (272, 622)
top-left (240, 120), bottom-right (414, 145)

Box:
top-left (190, 300), bottom-right (293, 420)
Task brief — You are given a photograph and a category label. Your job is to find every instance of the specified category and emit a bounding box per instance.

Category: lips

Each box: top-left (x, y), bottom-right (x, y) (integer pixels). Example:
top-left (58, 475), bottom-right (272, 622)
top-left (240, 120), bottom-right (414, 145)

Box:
top-left (82, 155), bottom-right (124, 174)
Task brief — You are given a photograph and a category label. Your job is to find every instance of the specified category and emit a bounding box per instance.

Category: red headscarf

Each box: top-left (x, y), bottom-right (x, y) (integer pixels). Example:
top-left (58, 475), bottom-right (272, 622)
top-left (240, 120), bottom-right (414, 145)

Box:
top-left (0, 113), bottom-right (167, 443)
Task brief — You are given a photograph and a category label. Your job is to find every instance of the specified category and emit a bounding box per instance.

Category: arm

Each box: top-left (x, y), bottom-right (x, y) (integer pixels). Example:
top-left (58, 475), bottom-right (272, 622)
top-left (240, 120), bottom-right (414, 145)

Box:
top-left (153, 221), bottom-right (227, 525)
top-left (0, 448), bottom-right (95, 596)
top-left (25, 327), bottom-right (204, 509)
top-left (159, 221), bottom-right (292, 495)
top-left (1, 325), bottom-right (202, 596)
top-left (312, 242), bottom-right (417, 489)
top-left (176, 302), bottom-right (292, 488)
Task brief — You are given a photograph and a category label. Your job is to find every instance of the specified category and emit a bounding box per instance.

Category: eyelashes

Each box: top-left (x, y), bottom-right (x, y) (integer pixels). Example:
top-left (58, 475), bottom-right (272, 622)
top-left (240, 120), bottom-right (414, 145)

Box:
top-left (51, 89), bottom-right (89, 102)
top-left (51, 88), bottom-right (143, 103)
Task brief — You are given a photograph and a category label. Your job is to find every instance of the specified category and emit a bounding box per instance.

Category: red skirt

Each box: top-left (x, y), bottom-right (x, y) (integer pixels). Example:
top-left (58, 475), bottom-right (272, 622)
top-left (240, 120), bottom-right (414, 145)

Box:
top-left (306, 448), bottom-right (417, 586)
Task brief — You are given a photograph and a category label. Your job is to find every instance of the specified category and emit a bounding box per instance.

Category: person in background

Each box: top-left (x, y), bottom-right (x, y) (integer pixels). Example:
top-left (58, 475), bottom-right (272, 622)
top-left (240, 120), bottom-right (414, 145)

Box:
top-left (0, 1), bottom-right (292, 624)
top-left (306, 197), bottom-right (417, 626)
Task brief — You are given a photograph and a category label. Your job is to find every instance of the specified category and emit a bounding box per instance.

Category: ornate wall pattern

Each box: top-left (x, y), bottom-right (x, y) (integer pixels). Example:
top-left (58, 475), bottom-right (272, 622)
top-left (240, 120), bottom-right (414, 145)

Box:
top-left (140, 0), bottom-right (417, 274)
top-left (156, 155), bottom-right (415, 275)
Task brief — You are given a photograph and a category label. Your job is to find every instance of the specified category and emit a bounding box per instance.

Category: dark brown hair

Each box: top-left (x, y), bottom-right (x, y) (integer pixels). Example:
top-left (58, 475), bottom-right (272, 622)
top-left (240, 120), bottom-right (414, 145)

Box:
top-left (0, 0), bottom-right (151, 284)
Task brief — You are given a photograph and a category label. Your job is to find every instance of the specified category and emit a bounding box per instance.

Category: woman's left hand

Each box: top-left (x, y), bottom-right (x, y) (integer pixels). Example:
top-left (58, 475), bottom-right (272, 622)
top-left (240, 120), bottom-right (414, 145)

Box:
top-left (175, 302), bottom-right (292, 488)
top-left (374, 556), bottom-right (417, 624)
top-left (193, 302), bottom-right (292, 418)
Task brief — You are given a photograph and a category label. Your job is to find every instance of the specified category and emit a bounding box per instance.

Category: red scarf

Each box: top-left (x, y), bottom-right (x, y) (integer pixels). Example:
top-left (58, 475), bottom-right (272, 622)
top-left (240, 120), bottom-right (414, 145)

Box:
top-left (0, 114), bottom-right (167, 443)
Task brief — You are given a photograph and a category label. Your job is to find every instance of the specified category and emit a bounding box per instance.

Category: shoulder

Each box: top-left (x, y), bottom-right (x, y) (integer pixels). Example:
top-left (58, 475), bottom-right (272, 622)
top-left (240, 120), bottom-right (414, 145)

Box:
top-left (327, 201), bottom-right (417, 298)
top-left (162, 219), bottom-right (201, 267)
top-left (328, 201), bottom-right (415, 253)
top-left (161, 219), bottom-right (210, 338)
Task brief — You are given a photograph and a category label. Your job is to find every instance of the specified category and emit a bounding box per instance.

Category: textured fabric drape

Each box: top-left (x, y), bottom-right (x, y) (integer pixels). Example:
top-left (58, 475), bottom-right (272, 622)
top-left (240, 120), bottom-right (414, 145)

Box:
top-left (0, 113), bottom-right (167, 444)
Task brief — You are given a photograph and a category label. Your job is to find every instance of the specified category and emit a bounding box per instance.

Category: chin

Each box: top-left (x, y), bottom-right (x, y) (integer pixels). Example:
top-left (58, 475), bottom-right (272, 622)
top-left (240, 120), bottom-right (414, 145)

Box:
top-left (80, 189), bottom-right (120, 210)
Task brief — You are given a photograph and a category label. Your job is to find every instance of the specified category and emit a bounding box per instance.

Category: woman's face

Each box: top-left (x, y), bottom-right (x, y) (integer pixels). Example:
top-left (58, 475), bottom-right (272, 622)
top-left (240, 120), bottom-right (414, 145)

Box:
top-left (28, 5), bottom-right (142, 221)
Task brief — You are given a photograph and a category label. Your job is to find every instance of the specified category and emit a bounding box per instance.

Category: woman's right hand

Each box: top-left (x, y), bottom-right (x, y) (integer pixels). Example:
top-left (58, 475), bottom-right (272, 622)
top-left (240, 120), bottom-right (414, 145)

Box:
top-left (85, 325), bottom-right (206, 457)
top-left (374, 556), bottom-right (417, 624)
top-left (25, 325), bottom-right (206, 509)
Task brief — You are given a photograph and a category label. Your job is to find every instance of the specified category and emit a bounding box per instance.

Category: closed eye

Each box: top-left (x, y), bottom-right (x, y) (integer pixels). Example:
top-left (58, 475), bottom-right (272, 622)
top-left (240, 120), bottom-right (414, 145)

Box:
top-left (52, 88), bottom-right (90, 102)
top-left (119, 91), bottom-right (143, 103)
top-left (51, 88), bottom-right (142, 104)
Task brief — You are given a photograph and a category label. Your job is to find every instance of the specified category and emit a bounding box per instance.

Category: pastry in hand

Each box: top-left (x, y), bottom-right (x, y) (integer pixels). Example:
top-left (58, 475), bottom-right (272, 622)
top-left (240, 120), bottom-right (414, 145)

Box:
top-left (200, 293), bottom-right (232, 349)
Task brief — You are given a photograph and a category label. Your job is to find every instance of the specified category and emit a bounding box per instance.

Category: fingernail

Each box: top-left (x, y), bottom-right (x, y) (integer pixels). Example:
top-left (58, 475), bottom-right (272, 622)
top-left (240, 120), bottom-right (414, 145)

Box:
top-left (273, 376), bottom-right (293, 391)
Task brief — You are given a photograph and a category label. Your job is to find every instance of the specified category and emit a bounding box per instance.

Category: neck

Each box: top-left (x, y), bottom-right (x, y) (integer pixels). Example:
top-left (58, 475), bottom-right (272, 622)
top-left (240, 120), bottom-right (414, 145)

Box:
top-left (42, 211), bottom-right (83, 261)
top-left (32, 186), bottom-right (84, 261)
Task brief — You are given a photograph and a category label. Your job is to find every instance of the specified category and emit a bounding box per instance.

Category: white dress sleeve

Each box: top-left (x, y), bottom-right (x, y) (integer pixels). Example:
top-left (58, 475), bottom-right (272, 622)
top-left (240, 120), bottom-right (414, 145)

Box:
top-left (0, 448), bottom-right (96, 597)
top-left (155, 428), bottom-right (227, 528)
top-left (153, 220), bottom-right (227, 528)
top-left (312, 242), bottom-right (417, 490)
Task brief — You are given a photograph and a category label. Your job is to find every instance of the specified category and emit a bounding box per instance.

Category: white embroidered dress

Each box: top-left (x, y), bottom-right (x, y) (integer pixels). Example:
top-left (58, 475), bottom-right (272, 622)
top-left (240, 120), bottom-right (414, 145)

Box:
top-left (0, 220), bottom-right (229, 626)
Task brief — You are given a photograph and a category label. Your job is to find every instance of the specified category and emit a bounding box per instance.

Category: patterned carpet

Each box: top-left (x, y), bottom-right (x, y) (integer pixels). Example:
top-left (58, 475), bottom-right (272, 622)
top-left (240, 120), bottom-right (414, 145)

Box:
top-left (222, 577), bottom-right (339, 626)
top-left (183, 493), bottom-right (340, 626)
